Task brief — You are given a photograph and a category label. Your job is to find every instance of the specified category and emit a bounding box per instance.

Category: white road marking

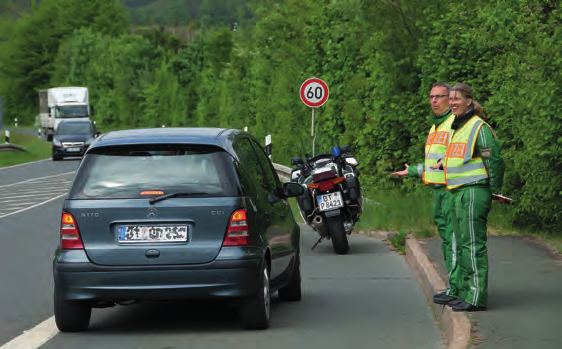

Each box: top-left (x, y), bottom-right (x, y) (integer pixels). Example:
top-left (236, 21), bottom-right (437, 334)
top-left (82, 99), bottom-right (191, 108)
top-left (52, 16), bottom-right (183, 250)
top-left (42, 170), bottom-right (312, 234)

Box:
top-left (0, 159), bottom-right (50, 171)
top-left (0, 316), bottom-right (58, 349)
top-left (0, 194), bottom-right (66, 219)
top-left (0, 172), bottom-right (75, 189)
top-left (1, 202), bottom-right (38, 207)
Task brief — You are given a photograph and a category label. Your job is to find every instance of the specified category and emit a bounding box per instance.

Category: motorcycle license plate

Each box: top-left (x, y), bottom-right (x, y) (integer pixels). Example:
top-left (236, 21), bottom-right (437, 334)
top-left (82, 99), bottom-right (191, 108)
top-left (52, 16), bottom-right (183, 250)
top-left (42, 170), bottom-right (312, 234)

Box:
top-left (317, 191), bottom-right (344, 212)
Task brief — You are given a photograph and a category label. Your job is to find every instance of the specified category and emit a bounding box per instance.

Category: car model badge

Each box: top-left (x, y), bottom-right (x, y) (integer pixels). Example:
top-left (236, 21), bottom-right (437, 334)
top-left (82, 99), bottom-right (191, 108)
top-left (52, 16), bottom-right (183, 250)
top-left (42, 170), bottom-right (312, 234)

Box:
top-left (147, 207), bottom-right (158, 219)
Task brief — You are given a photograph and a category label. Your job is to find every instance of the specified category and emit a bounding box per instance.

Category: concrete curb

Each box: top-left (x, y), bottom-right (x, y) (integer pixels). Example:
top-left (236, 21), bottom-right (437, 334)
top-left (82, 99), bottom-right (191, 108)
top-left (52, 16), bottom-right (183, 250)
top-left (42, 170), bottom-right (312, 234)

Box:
top-left (405, 237), bottom-right (471, 349)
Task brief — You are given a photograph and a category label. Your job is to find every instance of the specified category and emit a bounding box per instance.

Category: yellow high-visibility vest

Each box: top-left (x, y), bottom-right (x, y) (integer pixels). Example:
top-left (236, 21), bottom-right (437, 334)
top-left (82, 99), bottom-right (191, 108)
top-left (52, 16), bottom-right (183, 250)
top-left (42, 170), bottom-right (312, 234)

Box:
top-left (444, 116), bottom-right (491, 190)
top-left (422, 114), bottom-right (455, 185)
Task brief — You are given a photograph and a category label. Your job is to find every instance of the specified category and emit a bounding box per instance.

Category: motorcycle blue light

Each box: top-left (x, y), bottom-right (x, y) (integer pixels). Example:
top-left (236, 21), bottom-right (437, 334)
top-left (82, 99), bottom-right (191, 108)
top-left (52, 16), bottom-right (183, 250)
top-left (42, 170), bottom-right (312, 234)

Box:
top-left (331, 146), bottom-right (341, 157)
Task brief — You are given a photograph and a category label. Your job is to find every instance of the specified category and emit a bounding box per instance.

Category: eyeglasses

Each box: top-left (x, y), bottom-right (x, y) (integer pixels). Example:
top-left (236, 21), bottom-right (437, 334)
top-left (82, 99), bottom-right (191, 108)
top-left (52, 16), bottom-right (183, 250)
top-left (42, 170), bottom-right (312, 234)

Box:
top-left (428, 95), bottom-right (449, 100)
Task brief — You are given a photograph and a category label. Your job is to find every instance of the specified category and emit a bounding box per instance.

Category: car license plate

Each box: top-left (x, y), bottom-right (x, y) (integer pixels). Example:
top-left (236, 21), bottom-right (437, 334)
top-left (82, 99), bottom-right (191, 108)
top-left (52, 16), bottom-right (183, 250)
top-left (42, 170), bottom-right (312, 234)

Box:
top-left (118, 225), bottom-right (188, 243)
top-left (66, 147), bottom-right (81, 152)
top-left (317, 191), bottom-right (344, 212)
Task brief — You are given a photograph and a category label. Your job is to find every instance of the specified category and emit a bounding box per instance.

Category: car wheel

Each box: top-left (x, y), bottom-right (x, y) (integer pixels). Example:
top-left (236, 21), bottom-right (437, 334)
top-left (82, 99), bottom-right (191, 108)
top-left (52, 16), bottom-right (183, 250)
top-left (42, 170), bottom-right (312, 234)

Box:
top-left (54, 290), bottom-right (91, 332)
top-left (52, 154), bottom-right (62, 161)
top-left (240, 260), bottom-right (270, 330)
top-left (278, 252), bottom-right (301, 301)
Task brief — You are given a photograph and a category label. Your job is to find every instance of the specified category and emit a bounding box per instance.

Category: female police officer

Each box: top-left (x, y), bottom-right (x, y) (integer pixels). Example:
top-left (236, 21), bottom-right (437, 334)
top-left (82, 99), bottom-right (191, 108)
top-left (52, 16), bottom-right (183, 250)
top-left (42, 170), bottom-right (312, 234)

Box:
top-left (434, 83), bottom-right (505, 312)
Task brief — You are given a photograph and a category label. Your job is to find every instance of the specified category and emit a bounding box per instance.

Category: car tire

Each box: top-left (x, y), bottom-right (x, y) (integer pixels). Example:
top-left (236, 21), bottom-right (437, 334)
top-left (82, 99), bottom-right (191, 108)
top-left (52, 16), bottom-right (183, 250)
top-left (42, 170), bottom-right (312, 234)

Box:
top-left (278, 252), bottom-right (301, 301)
top-left (54, 290), bottom-right (91, 332)
top-left (240, 260), bottom-right (270, 330)
top-left (327, 216), bottom-right (349, 255)
top-left (52, 154), bottom-right (62, 161)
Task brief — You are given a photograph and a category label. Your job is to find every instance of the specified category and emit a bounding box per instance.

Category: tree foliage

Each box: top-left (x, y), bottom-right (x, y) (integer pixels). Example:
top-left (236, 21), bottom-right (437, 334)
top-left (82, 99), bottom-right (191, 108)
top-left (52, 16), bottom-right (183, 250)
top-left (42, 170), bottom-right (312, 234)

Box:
top-left (1, 0), bottom-right (560, 232)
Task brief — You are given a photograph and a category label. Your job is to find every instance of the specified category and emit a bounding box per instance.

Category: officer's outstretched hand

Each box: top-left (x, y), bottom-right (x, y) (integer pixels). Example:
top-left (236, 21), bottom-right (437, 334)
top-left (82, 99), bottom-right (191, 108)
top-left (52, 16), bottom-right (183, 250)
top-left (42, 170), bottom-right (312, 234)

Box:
top-left (391, 164), bottom-right (409, 176)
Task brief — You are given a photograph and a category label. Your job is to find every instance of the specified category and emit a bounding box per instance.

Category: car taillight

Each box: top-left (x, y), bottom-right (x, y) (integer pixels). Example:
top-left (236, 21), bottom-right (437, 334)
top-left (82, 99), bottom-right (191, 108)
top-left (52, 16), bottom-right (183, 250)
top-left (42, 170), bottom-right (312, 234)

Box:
top-left (223, 209), bottom-right (251, 246)
top-left (60, 212), bottom-right (84, 250)
top-left (307, 177), bottom-right (345, 191)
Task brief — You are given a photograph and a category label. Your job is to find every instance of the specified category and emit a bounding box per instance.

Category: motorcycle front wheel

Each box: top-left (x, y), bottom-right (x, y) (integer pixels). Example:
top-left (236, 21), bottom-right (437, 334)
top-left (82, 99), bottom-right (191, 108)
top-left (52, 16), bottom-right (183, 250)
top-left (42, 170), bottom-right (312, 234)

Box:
top-left (327, 215), bottom-right (349, 255)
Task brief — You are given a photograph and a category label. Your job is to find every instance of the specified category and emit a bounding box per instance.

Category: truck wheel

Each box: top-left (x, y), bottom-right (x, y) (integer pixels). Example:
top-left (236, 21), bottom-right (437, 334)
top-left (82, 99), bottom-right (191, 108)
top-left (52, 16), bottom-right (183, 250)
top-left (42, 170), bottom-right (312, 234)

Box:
top-left (327, 216), bottom-right (349, 255)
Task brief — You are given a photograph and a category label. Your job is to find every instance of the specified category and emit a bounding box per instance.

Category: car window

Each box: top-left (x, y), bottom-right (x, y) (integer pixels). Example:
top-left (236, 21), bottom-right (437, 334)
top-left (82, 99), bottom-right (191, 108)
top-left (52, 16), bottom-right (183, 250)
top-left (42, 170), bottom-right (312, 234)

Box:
top-left (233, 160), bottom-right (256, 196)
top-left (251, 140), bottom-right (280, 190)
top-left (237, 139), bottom-right (268, 190)
top-left (68, 145), bottom-right (239, 199)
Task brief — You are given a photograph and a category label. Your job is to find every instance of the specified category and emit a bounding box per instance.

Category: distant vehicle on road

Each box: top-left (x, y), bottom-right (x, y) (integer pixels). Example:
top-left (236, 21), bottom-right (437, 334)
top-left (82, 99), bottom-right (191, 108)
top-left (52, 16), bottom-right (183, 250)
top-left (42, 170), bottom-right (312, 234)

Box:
top-left (51, 120), bottom-right (100, 161)
top-left (39, 87), bottom-right (93, 142)
top-left (52, 127), bottom-right (304, 332)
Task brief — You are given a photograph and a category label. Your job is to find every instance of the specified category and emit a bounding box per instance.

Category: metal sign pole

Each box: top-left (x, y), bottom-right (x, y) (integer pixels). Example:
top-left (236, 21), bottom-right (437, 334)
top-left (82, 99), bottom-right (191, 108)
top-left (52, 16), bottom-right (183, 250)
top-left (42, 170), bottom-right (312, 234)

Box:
top-left (310, 107), bottom-right (316, 157)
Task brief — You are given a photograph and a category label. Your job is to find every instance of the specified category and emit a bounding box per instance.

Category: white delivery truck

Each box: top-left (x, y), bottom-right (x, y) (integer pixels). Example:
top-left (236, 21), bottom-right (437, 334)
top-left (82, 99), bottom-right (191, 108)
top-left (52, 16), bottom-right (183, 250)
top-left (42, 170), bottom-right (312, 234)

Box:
top-left (39, 87), bottom-right (92, 141)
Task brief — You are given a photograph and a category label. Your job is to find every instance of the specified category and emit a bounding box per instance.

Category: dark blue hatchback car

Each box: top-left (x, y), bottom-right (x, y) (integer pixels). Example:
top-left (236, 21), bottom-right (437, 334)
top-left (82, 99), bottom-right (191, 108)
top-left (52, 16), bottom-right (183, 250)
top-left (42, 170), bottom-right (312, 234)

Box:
top-left (53, 127), bottom-right (304, 331)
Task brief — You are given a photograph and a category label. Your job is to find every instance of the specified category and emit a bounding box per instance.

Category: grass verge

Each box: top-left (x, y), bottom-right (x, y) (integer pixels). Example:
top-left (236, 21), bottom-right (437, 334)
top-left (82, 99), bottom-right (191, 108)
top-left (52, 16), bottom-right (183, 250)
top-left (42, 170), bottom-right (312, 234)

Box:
top-left (0, 131), bottom-right (51, 168)
top-left (355, 188), bottom-right (436, 238)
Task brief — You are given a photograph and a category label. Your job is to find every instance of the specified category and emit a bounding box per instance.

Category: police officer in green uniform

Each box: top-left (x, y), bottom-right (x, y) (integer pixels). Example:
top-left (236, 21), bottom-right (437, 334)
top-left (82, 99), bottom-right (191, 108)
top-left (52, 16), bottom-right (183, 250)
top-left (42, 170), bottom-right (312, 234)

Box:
top-left (432, 83), bottom-right (505, 311)
top-left (392, 82), bottom-right (461, 302)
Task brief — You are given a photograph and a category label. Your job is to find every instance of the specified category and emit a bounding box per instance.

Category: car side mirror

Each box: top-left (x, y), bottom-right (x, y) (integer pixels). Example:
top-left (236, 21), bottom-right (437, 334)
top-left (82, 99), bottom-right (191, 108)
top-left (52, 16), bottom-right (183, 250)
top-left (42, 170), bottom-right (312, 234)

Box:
top-left (282, 182), bottom-right (304, 197)
top-left (345, 156), bottom-right (359, 167)
top-left (94, 131), bottom-right (101, 138)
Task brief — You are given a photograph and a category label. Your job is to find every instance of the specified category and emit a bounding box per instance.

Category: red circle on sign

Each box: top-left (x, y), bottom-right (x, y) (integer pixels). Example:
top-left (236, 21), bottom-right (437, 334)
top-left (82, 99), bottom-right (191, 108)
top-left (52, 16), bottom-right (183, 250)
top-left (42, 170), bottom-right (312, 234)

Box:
top-left (300, 78), bottom-right (329, 107)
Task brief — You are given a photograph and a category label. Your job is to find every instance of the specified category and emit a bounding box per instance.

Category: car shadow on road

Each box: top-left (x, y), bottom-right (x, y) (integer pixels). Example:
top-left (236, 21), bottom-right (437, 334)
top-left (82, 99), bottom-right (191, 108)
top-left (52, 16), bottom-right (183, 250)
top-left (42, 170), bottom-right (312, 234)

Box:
top-left (85, 296), bottom-right (297, 334)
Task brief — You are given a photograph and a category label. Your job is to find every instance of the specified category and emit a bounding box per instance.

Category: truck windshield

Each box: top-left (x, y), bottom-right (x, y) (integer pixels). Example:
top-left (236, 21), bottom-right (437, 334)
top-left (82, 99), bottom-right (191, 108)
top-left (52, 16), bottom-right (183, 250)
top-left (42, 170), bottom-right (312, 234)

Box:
top-left (55, 105), bottom-right (88, 118)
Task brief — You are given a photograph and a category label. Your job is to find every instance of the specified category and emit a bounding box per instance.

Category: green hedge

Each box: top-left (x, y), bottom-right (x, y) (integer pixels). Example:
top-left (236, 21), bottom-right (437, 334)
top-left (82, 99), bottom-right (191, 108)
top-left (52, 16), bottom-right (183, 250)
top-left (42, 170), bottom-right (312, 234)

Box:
top-left (0, 0), bottom-right (560, 232)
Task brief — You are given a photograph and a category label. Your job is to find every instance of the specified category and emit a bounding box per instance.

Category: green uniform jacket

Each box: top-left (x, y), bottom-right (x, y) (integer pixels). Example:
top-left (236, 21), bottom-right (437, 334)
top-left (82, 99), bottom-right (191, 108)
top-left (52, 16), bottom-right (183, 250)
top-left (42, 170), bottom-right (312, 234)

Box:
top-left (449, 117), bottom-right (505, 193)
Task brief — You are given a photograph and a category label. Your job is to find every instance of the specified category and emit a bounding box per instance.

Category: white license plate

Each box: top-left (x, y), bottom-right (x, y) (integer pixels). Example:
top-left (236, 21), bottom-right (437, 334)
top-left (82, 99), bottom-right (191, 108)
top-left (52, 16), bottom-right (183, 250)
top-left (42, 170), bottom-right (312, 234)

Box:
top-left (317, 191), bottom-right (344, 212)
top-left (66, 147), bottom-right (81, 152)
top-left (118, 225), bottom-right (188, 243)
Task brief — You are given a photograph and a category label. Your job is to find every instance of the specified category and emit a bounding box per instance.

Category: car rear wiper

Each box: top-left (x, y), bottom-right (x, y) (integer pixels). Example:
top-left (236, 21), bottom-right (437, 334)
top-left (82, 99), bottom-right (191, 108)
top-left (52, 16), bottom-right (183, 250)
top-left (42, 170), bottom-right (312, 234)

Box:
top-left (149, 192), bottom-right (209, 205)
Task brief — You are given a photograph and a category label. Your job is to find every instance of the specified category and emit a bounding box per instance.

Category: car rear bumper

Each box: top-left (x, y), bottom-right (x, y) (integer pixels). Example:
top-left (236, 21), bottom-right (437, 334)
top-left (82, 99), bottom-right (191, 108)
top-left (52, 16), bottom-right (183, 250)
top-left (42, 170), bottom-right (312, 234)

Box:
top-left (54, 256), bottom-right (261, 302)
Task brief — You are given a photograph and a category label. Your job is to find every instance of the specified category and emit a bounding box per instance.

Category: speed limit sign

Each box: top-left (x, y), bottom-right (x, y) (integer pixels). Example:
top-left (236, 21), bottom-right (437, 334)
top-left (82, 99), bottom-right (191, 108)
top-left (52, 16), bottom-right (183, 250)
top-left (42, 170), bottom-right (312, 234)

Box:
top-left (300, 78), bottom-right (329, 108)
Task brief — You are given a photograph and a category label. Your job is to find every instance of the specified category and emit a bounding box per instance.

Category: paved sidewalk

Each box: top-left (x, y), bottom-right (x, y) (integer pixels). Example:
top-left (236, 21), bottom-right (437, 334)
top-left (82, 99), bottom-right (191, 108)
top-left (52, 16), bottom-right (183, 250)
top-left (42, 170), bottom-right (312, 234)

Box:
top-left (420, 235), bottom-right (561, 349)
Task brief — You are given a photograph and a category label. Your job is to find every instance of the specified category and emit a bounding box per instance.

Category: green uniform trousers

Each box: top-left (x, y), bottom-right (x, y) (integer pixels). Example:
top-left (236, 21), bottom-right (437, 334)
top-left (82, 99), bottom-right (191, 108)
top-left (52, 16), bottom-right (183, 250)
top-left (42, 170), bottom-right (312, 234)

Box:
top-left (433, 187), bottom-right (461, 297)
top-left (448, 186), bottom-right (492, 307)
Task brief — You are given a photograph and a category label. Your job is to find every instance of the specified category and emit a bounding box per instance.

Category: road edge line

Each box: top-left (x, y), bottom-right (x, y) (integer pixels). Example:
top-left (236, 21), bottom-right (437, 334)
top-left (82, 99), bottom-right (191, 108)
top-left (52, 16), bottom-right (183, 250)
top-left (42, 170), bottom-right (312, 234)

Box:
top-left (404, 237), bottom-right (471, 349)
top-left (0, 194), bottom-right (66, 219)
top-left (0, 158), bottom-right (50, 171)
top-left (0, 316), bottom-right (58, 349)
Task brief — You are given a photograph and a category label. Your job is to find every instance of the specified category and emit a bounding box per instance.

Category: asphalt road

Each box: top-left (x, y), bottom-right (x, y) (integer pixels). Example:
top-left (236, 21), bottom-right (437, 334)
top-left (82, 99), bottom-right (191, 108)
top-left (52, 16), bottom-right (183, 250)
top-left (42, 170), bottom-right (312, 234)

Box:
top-left (0, 159), bottom-right (444, 349)
top-left (423, 237), bottom-right (561, 349)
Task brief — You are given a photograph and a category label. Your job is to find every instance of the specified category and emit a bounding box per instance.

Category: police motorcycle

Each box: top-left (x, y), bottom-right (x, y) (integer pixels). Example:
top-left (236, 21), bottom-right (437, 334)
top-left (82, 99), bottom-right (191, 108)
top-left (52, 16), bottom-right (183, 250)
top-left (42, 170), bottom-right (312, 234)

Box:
top-left (290, 132), bottom-right (364, 254)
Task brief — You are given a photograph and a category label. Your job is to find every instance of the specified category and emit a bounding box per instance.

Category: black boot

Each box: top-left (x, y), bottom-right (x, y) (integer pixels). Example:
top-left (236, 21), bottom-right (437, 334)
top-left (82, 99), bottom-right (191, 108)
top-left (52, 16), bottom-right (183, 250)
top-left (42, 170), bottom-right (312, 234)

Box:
top-left (433, 294), bottom-right (459, 305)
top-left (447, 298), bottom-right (464, 307)
top-left (452, 300), bottom-right (487, 312)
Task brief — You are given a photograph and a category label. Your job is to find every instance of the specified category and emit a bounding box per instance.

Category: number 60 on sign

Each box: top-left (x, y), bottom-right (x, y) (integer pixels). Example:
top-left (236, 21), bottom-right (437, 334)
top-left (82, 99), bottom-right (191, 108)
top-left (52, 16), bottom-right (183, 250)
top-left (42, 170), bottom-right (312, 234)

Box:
top-left (300, 78), bottom-right (329, 108)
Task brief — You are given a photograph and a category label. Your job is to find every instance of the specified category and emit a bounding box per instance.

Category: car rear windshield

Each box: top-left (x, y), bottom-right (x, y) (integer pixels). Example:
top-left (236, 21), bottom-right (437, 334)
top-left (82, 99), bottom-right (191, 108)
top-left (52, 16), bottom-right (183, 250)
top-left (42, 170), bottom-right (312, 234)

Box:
top-left (68, 145), bottom-right (240, 199)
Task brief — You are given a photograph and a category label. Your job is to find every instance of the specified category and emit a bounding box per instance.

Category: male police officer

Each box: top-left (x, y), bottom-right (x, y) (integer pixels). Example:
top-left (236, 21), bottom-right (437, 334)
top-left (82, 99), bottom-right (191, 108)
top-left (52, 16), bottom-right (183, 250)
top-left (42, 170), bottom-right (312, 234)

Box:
top-left (392, 82), bottom-right (460, 303)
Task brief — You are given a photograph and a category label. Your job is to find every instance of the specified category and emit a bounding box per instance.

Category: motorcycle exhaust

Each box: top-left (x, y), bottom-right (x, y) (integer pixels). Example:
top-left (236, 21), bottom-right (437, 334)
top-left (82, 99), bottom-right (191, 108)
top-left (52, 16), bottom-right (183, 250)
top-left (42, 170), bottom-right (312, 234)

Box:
top-left (311, 215), bottom-right (328, 237)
